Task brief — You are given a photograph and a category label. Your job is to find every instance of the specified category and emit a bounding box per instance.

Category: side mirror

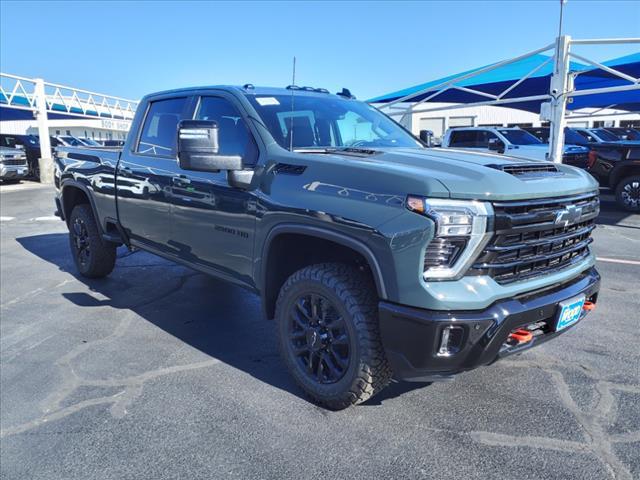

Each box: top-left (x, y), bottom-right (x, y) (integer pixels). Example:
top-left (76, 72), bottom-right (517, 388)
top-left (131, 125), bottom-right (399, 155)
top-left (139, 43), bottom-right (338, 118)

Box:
top-left (488, 138), bottom-right (505, 154)
top-left (419, 129), bottom-right (434, 147)
top-left (177, 120), bottom-right (242, 172)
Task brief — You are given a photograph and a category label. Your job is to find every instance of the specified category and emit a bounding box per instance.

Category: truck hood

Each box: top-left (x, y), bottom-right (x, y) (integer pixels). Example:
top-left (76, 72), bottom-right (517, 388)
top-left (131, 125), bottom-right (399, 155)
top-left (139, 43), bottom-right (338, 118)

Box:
top-left (321, 147), bottom-right (598, 201)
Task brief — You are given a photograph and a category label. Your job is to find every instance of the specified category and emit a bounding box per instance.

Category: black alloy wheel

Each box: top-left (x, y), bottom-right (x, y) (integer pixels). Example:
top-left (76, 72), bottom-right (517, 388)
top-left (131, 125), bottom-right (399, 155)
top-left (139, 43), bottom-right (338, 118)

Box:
top-left (616, 176), bottom-right (640, 212)
top-left (288, 293), bottom-right (351, 384)
top-left (275, 263), bottom-right (392, 409)
top-left (71, 217), bottom-right (91, 268)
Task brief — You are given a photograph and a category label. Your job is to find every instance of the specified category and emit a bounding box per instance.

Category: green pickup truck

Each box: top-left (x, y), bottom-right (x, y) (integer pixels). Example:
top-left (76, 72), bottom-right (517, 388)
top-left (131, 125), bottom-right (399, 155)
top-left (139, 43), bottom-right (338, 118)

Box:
top-left (53, 85), bottom-right (601, 409)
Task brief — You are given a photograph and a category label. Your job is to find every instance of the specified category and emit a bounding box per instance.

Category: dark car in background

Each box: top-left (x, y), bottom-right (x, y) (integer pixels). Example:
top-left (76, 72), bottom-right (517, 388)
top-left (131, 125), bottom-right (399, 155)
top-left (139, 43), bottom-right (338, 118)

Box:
top-left (523, 127), bottom-right (639, 211)
top-left (0, 134), bottom-right (41, 180)
top-left (605, 127), bottom-right (640, 141)
top-left (588, 143), bottom-right (640, 211)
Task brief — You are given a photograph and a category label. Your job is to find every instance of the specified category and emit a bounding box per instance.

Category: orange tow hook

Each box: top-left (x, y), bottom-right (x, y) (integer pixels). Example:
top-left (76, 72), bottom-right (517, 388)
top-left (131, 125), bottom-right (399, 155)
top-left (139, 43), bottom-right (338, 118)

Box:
top-left (508, 328), bottom-right (533, 344)
top-left (583, 301), bottom-right (596, 311)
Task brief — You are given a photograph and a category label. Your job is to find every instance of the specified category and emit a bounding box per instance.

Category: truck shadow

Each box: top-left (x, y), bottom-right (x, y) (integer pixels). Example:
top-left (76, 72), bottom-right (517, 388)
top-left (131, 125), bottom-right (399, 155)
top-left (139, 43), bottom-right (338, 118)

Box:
top-left (16, 233), bottom-right (430, 407)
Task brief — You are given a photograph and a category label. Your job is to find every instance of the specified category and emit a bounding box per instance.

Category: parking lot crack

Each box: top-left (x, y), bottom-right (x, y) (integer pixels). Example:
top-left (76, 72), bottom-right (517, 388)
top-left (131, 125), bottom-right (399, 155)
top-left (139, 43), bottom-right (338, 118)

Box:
top-left (469, 357), bottom-right (636, 480)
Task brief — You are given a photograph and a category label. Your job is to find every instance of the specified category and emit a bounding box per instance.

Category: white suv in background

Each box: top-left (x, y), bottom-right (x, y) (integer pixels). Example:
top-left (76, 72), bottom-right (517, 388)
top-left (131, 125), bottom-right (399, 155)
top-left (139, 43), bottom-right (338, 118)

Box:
top-left (441, 127), bottom-right (589, 166)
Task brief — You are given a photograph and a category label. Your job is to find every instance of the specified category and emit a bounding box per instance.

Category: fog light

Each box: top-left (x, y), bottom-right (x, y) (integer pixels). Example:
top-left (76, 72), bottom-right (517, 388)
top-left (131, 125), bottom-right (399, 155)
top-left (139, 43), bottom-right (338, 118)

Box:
top-left (437, 325), bottom-right (464, 357)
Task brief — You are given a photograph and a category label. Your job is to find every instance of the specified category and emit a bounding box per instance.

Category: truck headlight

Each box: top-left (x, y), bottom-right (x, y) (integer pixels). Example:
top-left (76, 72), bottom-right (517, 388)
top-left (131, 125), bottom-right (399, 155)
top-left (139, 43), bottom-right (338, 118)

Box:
top-left (407, 196), bottom-right (493, 280)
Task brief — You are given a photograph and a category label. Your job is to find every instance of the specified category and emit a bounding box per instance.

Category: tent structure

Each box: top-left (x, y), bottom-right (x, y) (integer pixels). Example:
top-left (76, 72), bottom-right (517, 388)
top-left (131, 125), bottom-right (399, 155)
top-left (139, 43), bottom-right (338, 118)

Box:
top-left (371, 36), bottom-right (640, 163)
top-left (370, 52), bottom-right (640, 114)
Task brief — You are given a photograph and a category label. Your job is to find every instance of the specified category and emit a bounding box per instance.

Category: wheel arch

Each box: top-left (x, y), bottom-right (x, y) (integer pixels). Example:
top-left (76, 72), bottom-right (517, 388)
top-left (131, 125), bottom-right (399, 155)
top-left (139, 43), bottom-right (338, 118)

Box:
top-left (610, 162), bottom-right (640, 189)
top-left (260, 224), bottom-right (390, 320)
top-left (60, 181), bottom-right (102, 233)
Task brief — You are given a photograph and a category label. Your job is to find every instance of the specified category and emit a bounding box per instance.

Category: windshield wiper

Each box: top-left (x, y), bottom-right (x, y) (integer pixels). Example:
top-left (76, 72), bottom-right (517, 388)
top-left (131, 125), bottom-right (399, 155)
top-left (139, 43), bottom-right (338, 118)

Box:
top-left (294, 147), bottom-right (381, 155)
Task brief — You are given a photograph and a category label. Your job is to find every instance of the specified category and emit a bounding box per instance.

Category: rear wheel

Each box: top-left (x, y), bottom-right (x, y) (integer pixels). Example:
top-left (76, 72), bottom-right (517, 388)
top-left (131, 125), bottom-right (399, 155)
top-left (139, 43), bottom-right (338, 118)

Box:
top-left (615, 175), bottom-right (640, 212)
top-left (68, 204), bottom-right (116, 278)
top-left (275, 263), bottom-right (392, 409)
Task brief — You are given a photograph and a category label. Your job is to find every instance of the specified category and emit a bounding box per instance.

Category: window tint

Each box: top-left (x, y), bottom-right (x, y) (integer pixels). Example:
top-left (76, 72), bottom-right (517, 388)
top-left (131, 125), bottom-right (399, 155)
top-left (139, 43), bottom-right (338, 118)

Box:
top-left (477, 131), bottom-right (498, 148)
top-left (196, 96), bottom-right (259, 166)
top-left (497, 130), bottom-right (542, 145)
top-left (449, 130), bottom-right (477, 147)
top-left (137, 97), bottom-right (188, 156)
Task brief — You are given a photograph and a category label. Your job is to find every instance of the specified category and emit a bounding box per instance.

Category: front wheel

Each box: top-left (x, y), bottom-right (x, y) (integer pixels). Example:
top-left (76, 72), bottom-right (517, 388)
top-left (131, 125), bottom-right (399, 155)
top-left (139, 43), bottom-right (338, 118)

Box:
top-left (615, 175), bottom-right (640, 212)
top-left (68, 204), bottom-right (116, 278)
top-left (275, 263), bottom-right (392, 409)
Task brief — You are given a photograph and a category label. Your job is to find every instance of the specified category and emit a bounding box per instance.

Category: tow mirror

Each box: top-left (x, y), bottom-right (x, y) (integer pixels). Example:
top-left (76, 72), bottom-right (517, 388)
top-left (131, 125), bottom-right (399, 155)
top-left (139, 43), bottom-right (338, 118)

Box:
top-left (488, 138), bottom-right (505, 154)
top-left (177, 120), bottom-right (242, 172)
top-left (419, 129), bottom-right (434, 147)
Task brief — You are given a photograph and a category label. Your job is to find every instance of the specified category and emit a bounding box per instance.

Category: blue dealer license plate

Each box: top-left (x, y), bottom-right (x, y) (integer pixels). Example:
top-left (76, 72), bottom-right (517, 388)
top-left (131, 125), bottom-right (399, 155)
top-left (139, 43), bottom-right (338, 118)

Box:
top-left (555, 295), bottom-right (586, 331)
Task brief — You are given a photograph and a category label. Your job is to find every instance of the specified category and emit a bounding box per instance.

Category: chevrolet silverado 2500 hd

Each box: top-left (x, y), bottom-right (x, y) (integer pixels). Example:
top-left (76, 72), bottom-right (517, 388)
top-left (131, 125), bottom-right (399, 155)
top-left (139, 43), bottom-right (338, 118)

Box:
top-left (54, 85), bottom-right (600, 409)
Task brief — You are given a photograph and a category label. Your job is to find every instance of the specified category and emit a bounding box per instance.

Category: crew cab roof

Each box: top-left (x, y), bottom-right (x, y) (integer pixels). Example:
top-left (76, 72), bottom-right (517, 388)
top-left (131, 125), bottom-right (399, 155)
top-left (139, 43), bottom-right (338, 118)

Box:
top-left (143, 85), bottom-right (344, 100)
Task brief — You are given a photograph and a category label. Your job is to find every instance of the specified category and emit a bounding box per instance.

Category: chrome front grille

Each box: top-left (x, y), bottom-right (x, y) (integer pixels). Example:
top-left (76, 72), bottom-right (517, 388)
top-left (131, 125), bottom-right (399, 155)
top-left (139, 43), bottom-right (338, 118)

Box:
top-left (1, 158), bottom-right (27, 166)
top-left (470, 192), bottom-right (599, 284)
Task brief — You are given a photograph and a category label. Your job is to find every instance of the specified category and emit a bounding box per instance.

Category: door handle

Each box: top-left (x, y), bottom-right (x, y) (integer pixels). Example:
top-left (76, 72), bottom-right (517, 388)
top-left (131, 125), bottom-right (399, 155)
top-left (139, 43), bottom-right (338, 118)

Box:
top-left (172, 175), bottom-right (191, 187)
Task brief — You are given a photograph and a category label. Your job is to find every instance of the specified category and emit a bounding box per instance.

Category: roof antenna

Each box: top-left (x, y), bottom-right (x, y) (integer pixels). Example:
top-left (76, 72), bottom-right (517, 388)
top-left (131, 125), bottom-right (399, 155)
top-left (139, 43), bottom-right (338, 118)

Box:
top-left (289, 56), bottom-right (296, 152)
top-left (557, 0), bottom-right (567, 39)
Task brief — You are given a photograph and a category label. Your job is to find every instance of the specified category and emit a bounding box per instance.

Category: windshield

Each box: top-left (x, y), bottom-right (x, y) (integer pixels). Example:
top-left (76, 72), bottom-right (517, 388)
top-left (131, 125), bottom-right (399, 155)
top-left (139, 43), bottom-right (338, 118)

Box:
top-left (497, 129), bottom-right (542, 145)
top-left (245, 93), bottom-right (420, 150)
top-left (80, 138), bottom-right (101, 146)
top-left (59, 136), bottom-right (84, 146)
top-left (592, 129), bottom-right (621, 142)
top-left (564, 128), bottom-right (590, 145)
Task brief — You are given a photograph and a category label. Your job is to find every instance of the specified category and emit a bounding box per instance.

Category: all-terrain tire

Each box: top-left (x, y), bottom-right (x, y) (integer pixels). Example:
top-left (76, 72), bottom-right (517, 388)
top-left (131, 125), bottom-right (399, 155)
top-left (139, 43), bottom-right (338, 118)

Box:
top-left (275, 263), bottom-right (392, 409)
top-left (615, 175), bottom-right (640, 212)
top-left (68, 204), bottom-right (116, 278)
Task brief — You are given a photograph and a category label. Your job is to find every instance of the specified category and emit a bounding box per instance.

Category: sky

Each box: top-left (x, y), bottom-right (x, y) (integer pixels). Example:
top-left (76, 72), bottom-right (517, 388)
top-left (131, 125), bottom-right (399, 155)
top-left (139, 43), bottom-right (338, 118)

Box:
top-left (1, 0), bottom-right (639, 101)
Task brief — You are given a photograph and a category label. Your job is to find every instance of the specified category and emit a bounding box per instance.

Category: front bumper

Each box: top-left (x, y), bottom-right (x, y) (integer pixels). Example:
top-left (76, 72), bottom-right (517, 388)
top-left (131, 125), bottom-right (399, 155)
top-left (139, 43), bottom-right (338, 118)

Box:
top-left (379, 267), bottom-right (600, 381)
top-left (1, 165), bottom-right (28, 179)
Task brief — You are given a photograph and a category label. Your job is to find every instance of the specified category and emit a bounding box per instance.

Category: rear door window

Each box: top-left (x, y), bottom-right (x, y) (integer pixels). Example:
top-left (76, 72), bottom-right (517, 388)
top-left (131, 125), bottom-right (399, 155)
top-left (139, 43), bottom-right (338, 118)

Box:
top-left (137, 97), bottom-right (189, 156)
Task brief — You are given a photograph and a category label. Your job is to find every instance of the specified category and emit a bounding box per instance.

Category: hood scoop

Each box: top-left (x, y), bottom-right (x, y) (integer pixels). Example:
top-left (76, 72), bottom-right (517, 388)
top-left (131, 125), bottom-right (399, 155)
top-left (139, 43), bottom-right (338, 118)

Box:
top-left (487, 163), bottom-right (561, 177)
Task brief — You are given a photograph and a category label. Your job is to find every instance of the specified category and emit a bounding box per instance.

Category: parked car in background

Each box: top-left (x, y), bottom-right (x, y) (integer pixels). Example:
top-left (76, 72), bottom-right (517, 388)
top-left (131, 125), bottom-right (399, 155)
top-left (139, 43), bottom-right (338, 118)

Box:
top-left (54, 135), bottom-right (88, 147)
top-left (587, 143), bottom-right (640, 211)
top-left (523, 126), bottom-right (593, 146)
top-left (0, 133), bottom-right (41, 180)
top-left (77, 137), bottom-right (103, 147)
top-left (53, 84), bottom-right (600, 408)
top-left (578, 128), bottom-right (631, 144)
top-left (604, 127), bottom-right (640, 141)
top-left (524, 126), bottom-right (639, 210)
top-left (0, 145), bottom-right (29, 182)
top-left (441, 127), bottom-right (590, 167)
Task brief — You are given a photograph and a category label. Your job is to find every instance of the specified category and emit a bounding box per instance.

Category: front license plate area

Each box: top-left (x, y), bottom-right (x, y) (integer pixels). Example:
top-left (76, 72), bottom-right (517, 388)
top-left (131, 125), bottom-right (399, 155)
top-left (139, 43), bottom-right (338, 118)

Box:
top-left (555, 295), bottom-right (586, 331)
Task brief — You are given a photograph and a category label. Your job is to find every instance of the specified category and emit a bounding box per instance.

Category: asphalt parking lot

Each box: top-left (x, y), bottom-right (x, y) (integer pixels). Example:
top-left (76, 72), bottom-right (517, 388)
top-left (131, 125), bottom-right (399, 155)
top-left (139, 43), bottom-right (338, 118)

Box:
top-left (1, 181), bottom-right (639, 480)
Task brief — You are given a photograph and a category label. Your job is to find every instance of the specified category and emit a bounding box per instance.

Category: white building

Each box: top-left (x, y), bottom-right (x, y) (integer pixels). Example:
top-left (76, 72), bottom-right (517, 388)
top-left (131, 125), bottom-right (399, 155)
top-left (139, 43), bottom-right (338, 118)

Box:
top-left (0, 117), bottom-right (131, 141)
top-left (392, 103), bottom-right (640, 144)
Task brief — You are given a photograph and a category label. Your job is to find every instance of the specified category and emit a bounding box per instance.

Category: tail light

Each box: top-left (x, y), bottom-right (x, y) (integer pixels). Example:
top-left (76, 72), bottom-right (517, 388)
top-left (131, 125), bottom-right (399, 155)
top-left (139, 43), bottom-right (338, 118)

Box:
top-left (587, 150), bottom-right (597, 169)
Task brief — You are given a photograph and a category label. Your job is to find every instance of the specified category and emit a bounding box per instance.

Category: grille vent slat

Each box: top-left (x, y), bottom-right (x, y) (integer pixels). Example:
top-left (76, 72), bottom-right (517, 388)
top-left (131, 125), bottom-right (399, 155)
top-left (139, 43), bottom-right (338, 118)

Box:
top-left (273, 163), bottom-right (306, 175)
top-left (470, 192), bottom-right (599, 284)
top-left (488, 163), bottom-right (560, 177)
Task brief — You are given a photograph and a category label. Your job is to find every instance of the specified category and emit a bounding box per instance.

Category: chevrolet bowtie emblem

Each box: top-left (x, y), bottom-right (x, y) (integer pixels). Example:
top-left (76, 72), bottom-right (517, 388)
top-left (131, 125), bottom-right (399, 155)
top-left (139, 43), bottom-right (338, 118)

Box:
top-left (555, 205), bottom-right (583, 227)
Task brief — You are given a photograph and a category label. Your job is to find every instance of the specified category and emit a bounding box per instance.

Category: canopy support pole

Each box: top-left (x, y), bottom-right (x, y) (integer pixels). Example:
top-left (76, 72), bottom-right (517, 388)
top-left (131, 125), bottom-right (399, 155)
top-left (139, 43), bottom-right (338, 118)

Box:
top-left (548, 35), bottom-right (571, 164)
top-left (34, 78), bottom-right (53, 183)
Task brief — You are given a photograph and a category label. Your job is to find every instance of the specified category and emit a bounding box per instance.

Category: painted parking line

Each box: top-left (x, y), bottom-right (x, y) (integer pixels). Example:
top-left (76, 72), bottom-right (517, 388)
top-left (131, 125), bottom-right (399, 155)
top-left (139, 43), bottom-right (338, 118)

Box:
top-left (597, 257), bottom-right (640, 266)
top-left (0, 216), bottom-right (16, 221)
top-left (31, 216), bottom-right (59, 221)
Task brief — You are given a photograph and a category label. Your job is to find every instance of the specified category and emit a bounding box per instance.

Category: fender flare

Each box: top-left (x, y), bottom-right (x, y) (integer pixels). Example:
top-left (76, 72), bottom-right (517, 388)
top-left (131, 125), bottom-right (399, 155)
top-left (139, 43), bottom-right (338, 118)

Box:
top-left (59, 180), bottom-right (103, 234)
top-left (260, 223), bottom-right (390, 301)
top-left (609, 161), bottom-right (640, 189)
